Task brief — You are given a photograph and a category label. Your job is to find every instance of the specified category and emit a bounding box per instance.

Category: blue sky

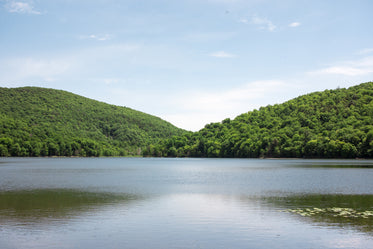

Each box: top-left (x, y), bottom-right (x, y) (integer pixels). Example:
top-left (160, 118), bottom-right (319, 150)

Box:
top-left (1, 0), bottom-right (373, 131)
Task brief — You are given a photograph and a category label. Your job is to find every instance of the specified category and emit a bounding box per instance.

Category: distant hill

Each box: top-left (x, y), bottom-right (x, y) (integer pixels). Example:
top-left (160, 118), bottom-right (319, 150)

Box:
top-left (2, 83), bottom-right (373, 158)
top-left (148, 82), bottom-right (373, 158)
top-left (0, 87), bottom-right (184, 156)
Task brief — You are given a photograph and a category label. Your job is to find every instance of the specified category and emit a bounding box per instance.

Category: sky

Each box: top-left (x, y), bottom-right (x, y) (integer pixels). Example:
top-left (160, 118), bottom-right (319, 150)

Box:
top-left (1, 0), bottom-right (373, 131)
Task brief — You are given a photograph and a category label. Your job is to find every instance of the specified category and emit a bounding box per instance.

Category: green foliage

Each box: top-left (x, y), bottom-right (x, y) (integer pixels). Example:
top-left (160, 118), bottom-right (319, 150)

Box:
top-left (2, 83), bottom-right (373, 158)
top-left (153, 82), bottom-right (373, 158)
top-left (0, 87), bottom-right (184, 157)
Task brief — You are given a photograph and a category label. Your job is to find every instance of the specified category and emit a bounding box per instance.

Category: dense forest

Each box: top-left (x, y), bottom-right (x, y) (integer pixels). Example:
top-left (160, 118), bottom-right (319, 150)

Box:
top-left (144, 82), bottom-right (373, 158)
top-left (0, 87), bottom-right (184, 156)
top-left (1, 82), bottom-right (372, 158)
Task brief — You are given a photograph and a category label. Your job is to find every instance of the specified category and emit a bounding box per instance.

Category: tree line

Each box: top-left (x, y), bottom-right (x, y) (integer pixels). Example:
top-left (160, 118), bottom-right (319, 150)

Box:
top-left (144, 82), bottom-right (373, 158)
top-left (1, 83), bottom-right (372, 158)
top-left (0, 87), bottom-right (183, 156)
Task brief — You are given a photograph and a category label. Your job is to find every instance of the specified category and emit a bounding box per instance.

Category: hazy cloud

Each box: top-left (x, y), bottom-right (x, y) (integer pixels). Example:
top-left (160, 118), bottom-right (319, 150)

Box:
top-left (166, 80), bottom-right (289, 130)
top-left (102, 78), bottom-right (120, 85)
top-left (251, 15), bottom-right (276, 31)
top-left (357, 48), bottom-right (373, 55)
top-left (0, 57), bottom-right (73, 83)
top-left (182, 31), bottom-right (236, 43)
top-left (184, 80), bottom-right (287, 111)
top-left (289, 22), bottom-right (301, 27)
top-left (0, 43), bottom-right (140, 84)
top-left (4, 1), bottom-right (41, 14)
top-left (314, 66), bottom-right (373, 76)
top-left (209, 51), bottom-right (236, 58)
top-left (79, 34), bottom-right (113, 41)
top-left (309, 56), bottom-right (373, 76)
top-left (206, 0), bottom-right (241, 3)
top-left (239, 18), bottom-right (249, 24)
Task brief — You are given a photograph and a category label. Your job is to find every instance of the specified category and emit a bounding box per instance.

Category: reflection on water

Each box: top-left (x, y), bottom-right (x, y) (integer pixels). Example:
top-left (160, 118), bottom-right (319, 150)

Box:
top-left (0, 189), bottom-right (139, 224)
top-left (0, 158), bottom-right (373, 249)
top-left (266, 194), bottom-right (373, 234)
top-left (285, 159), bottom-right (373, 168)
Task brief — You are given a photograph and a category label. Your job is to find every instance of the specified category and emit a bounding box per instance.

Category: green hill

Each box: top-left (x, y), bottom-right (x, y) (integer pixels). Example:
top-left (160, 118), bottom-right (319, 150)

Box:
top-left (1, 83), bottom-right (373, 158)
top-left (147, 82), bottom-right (373, 158)
top-left (0, 87), bottom-right (184, 156)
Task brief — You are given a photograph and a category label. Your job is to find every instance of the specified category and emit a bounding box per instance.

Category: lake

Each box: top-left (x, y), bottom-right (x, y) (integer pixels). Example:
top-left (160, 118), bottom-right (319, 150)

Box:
top-left (0, 158), bottom-right (373, 249)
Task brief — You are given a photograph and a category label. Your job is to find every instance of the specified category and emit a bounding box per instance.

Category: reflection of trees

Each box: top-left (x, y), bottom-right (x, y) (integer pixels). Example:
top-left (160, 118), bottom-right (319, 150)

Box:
top-left (265, 194), bottom-right (373, 234)
top-left (0, 189), bottom-right (140, 225)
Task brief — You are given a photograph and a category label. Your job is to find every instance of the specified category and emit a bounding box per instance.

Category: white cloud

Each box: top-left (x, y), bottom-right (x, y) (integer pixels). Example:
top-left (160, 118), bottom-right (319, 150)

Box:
top-left (357, 48), bottom-right (373, 55)
top-left (206, 0), bottom-right (241, 3)
top-left (314, 66), bottom-right (373, 76)
top-left (289, 22), bottom-right (301, 27)
top-left (251, 15), bottom-right (276, 31)
top-left (183, 80), bottom-right (286, 111)
top-left (182, 31), bottom-right (236, 43)
top-left (102, 78), bottom-right (120, 85)
top-left (239, 18), bottom-right (249, 24)
top-left (209, 51), bottom-right (236, 58)
top-left (98, 80), bottom-right (292, 131)
top-left (357, 56), bottom-right (373, 67)
top-left (309, 56), bottom-right (373, 76)
top-left (79, 34), bottom-right (113, 41)
top-left (0, 42), bottom-right (142, 85)
top-left (0, 57), bottom-right (73, 83)
top-left (4, 1), bottom-right (41, 15)
top-left (163, 80), bottom-right (289, 131)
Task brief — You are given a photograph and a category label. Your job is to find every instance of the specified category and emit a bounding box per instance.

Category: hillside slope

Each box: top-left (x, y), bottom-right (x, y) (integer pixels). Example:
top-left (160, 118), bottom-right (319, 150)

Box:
top-left (147, 82), bottom-right (373, 158)
top-left (0, 87), bottom-right (184, 156)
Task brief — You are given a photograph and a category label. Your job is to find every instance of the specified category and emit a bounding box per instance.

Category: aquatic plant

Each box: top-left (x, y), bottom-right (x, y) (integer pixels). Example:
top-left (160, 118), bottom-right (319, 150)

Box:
top-left (282, 207), bottom-right (373, 219)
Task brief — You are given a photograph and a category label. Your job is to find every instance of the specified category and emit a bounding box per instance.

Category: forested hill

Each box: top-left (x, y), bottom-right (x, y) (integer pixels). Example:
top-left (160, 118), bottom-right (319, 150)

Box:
top-left (146, 82), bottom-right (373, 158)
top-left (0, 87), bottom-right (184, 156)
top-left (1, 83), bottom-right (373, 158)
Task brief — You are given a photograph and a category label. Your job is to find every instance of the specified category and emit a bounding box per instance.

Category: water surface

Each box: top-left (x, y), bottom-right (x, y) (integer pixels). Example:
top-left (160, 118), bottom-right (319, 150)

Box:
top-left (0, 158), bottom-right (373, 248)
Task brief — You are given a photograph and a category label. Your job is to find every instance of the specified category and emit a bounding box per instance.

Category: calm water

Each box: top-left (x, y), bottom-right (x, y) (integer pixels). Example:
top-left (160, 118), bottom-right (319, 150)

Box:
top-left (0, 158), bottom-right (373, 249)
